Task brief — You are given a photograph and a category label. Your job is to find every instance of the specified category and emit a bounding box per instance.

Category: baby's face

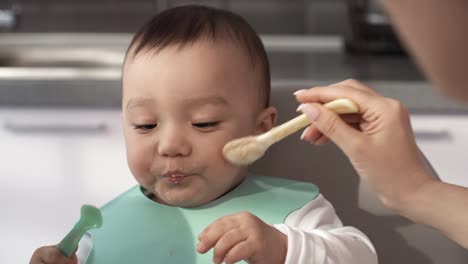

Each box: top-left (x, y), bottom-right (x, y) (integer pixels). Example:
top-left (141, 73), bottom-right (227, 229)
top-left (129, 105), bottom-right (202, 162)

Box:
top-left (122, 40), bottom-right (272, 207)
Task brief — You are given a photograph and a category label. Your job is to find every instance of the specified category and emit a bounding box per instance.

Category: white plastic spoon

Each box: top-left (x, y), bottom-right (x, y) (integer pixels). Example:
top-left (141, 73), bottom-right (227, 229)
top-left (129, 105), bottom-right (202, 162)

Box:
top-left (222, 98), bottom-right (359, 166)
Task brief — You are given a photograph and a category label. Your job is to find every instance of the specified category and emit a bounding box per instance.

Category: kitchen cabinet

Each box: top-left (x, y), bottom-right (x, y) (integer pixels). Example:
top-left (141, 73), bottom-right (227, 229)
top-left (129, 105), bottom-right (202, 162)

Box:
top-left (2, 107), bottom-right (468, 263)
top-left (411, 114), bottom-right (468, 187)
top-left (0, 108), bottom-right (134, 264)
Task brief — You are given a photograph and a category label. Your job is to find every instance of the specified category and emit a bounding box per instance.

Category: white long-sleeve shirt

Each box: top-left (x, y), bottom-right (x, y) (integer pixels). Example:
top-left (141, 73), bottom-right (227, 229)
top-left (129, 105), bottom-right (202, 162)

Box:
top-left (274, 194), bottom-right (377, 264)
top-left (77, 194), bottom-right (377, 263)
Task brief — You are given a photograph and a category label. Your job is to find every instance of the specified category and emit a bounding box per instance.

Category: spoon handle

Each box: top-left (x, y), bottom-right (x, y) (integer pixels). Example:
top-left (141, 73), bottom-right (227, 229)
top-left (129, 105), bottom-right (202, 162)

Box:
top-left (260, 98), bottom-right (359, 144)
top-left (57, 222), bottom-right (86, 257)
top-left (259, 114), bottom-right (310, 143)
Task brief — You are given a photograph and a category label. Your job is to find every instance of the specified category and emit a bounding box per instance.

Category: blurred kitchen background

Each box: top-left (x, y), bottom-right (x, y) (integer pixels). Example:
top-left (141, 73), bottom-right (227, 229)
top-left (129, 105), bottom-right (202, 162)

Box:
top-left (2, 0), bottom-right (468, 263)
top-left (1, 0), bottom-right (468, 110)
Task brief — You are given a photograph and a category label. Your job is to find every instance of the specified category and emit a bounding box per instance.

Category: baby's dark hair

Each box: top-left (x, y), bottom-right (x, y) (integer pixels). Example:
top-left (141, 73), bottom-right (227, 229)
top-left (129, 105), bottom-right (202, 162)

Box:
top-left (125, 5), bottom-right (270, 107)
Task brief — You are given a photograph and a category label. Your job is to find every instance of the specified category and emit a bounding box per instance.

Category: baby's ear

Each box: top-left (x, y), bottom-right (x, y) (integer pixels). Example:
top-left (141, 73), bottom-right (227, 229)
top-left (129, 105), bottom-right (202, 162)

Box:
top-left (255, 106), bottom-right (277, 134)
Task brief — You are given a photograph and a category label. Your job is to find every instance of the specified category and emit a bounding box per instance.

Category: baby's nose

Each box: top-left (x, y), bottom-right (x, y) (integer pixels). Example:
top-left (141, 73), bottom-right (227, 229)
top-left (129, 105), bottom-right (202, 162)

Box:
top-left (157, 127), bottom-right (191, 157)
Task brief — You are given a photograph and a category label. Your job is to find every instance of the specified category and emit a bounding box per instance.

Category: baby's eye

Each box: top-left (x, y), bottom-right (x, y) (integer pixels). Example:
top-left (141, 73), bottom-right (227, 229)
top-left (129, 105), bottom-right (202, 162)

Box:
top-left (134, 124), bottom-right (157, 131)
top-left (192, 121), bottom-right (220, 130)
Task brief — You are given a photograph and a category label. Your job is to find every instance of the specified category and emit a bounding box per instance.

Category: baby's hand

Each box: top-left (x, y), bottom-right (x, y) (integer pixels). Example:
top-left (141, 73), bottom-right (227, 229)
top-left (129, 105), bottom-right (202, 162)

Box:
top-left (197, 212), bottom-right (287, 264)
top-left (30, 246), bottom-right (77, 264)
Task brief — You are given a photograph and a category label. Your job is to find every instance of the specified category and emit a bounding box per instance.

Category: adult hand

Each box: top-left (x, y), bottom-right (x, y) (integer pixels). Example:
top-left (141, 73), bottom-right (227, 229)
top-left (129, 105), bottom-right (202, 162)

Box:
top-left (197, 211), bottom-right (287, 264)
top-left (30, 246), bottom-right (77, 264)
top-left (295, 79), bottom-right (434, 210)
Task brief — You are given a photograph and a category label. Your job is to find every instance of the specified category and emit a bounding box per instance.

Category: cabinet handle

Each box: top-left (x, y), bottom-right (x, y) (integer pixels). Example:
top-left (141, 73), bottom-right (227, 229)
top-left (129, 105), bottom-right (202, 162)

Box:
top-left (413, 129), bottom-right (452, 141)
top-left (3, 122), bottom-right (108, 134)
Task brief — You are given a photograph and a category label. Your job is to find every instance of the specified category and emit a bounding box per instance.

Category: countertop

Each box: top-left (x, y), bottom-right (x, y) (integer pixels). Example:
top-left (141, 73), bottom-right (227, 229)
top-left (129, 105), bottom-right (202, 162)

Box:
top-left (0, 33), bottom-right (467, 113)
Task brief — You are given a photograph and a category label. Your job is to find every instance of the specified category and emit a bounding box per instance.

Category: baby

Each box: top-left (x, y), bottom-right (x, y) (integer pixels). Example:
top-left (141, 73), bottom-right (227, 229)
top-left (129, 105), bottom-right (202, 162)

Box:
top-left (30, 5), bottom-right (377, 264)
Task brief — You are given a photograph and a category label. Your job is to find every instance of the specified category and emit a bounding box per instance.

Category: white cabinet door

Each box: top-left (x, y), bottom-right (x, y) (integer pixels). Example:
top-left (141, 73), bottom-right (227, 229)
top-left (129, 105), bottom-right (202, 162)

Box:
top-left (411, 114), bottom-right (468, 187)
top-left (0, 109), bottom-right (135, 264)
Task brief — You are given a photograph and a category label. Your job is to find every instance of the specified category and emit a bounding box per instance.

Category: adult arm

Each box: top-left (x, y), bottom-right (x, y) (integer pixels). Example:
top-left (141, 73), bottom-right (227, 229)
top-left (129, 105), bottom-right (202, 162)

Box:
top-left (296, 79), bottom-right (468, 249)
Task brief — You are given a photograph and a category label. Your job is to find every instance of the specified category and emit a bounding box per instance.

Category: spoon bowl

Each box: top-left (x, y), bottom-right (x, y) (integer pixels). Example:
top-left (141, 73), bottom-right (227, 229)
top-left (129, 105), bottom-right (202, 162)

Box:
top-left (57, 204), bottom-right (102, 257)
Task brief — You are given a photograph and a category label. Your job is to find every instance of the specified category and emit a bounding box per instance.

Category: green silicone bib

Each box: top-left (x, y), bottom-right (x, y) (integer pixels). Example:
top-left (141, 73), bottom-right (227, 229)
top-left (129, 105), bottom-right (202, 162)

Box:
top-left (86, 174), bottom-right (319, 264)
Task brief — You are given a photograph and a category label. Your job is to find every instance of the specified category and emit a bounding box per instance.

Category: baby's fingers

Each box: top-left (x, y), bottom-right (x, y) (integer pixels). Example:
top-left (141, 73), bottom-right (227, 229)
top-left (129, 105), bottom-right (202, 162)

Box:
top-left (30, 246), bottom-right (77, 264)
top-left (197, 216), bottom-right (240, 254)
top-left (223, 241), bottom-right (254, 264)
top-left (212, 229), bottom-right (246, 264)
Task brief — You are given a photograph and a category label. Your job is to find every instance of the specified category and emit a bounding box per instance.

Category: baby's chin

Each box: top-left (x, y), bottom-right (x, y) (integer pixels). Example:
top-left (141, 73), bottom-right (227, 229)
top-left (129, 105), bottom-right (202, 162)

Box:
top-left (154, 194), bottom-right (208, 208)
top-left (152, 185), bottom-right (211, 208)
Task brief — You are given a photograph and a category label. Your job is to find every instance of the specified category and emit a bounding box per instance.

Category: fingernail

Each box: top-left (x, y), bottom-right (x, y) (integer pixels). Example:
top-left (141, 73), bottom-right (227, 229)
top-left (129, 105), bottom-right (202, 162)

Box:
top-left (296, 104), bottom-right (305, 112)
top-left (196, 243), bottom-right (203, 251)
top-left (300, 126), bottom-right (310, 141)
top-left (293, 89), bottom-right (305, 95)
top-left (302, 104), bottom-right (320, 121)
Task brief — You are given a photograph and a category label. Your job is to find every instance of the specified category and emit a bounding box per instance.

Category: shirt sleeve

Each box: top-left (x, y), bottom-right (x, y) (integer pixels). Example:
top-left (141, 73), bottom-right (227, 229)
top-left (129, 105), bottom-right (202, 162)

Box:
top-left (274, 194), bottom-right (378, 264)
top-left (76, 233), bottom-right (93, 264)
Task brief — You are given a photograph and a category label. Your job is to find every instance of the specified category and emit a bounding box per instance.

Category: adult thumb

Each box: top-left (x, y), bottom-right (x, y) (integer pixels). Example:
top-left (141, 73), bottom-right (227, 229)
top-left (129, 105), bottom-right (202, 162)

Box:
top-left (301, 103), bottom-right (362, 151)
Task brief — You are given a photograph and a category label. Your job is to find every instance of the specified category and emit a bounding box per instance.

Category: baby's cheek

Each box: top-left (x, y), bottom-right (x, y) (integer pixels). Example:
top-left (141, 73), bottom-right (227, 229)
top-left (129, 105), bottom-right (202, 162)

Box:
top-left (127, 148), bottom-right (152, 178)
top-left (195, 138), bottom-right (224, 160)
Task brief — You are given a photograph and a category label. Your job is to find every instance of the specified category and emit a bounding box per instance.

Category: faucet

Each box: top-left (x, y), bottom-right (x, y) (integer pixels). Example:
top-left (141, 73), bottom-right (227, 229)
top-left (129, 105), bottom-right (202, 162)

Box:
top-left (0, 2), bottom-right (21, 32)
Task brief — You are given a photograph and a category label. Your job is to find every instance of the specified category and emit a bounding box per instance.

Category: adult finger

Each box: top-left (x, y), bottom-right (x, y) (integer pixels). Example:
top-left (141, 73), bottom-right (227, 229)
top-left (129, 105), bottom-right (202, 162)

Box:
top-left (300, 114), bottom-right (362, 143)
top-left (300, 126), bottom-right (322, 142)
top-left (312, 134), bottom-right (329, 145)
top-left (301, 103), bottom-right (363, 152)
top-left (295, 85), bottom-right (376, 114)
top-left (330, 79), bottom-right (379, 95)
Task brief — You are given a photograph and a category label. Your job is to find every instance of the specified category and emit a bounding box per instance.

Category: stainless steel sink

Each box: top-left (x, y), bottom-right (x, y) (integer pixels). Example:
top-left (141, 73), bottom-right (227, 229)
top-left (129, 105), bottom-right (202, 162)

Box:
top-left (0, 34), bottom-right (131, 107)
top-left (0, 33), bottom-right (130, 80)
top-left (0, 48), bottom-right (122, 68)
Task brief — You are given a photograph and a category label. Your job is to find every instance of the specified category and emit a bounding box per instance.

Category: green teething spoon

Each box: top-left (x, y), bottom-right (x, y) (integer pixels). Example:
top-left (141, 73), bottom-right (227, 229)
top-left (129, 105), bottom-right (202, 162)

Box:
top-left (57, 204), bottom-right (103, 257)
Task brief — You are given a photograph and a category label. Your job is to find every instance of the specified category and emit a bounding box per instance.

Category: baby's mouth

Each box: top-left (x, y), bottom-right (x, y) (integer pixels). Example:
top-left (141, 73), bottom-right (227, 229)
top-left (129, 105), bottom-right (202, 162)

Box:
top-left (162, 170), bottom-right (193, 184)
